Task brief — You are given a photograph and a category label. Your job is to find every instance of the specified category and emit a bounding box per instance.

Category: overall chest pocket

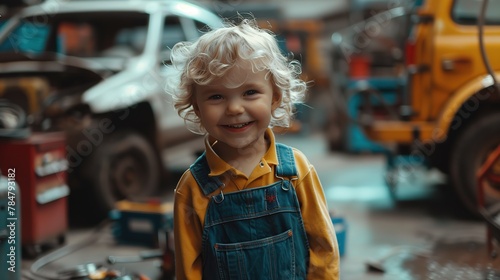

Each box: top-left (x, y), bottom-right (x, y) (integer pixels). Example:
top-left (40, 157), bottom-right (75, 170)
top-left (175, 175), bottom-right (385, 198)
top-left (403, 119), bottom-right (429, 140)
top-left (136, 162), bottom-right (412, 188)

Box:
top-left (214, 229), bottom-right (296, 280)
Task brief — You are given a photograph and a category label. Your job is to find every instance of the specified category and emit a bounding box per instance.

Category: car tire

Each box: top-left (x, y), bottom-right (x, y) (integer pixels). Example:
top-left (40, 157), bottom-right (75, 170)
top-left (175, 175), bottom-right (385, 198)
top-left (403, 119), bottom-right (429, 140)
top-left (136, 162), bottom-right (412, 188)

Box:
top-left (77, 129), bottom-right (162, 222)
top-left (450, 113), bottom-right (500, 215)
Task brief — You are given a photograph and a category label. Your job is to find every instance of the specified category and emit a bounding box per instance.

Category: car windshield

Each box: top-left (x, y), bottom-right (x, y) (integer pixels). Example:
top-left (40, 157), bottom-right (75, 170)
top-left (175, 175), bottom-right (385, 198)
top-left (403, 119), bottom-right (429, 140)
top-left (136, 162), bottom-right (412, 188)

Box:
top-left (452, 0), bottom-right (500, 25)
top-left (0, 11), bottom-right (150, 58)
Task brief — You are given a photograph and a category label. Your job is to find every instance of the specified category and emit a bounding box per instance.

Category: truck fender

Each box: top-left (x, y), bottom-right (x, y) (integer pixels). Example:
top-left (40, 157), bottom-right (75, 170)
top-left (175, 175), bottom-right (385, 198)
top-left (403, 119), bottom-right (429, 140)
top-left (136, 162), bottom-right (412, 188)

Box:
top-left (436, 73), bottom-right (500, 140)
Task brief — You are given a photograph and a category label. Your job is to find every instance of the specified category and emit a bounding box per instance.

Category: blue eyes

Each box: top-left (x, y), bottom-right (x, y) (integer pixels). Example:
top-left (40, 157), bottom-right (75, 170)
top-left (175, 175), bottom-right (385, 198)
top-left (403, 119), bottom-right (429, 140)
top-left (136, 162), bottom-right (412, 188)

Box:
top-left (207, 90), bottom-right (258, 100)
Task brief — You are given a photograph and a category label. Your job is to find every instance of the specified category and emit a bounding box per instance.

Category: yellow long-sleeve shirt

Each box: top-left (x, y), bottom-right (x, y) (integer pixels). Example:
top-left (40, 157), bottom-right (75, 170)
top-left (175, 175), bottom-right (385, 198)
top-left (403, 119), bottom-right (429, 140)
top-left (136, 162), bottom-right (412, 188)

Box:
top-left (174, 128), bottom-right (340, 279)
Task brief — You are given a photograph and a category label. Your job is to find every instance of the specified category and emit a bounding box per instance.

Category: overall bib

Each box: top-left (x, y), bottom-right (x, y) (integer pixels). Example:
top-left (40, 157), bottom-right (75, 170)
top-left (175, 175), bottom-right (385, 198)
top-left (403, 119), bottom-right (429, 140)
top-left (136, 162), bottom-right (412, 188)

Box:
top-left (190, 143), bottom-right (310, 280)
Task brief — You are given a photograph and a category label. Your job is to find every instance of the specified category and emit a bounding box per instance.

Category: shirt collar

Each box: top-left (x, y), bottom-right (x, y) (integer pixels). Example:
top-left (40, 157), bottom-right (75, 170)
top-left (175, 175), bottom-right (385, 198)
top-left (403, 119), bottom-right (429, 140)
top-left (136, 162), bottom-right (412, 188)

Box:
top-left (204, 128), bottom-right (279, 177)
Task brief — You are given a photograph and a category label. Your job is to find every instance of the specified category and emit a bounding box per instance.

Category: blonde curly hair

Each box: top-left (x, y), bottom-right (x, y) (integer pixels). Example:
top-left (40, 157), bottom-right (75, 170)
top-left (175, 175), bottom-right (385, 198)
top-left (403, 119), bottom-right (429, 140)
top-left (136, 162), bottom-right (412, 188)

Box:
top-left (165, 18), bottom-right (307, 135)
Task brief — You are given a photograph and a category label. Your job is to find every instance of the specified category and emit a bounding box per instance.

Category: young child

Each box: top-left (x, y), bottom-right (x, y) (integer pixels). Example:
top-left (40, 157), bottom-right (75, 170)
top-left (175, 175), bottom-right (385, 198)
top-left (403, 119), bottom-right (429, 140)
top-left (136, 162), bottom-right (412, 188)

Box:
top-left (168, 19), bottom-right (339, 279)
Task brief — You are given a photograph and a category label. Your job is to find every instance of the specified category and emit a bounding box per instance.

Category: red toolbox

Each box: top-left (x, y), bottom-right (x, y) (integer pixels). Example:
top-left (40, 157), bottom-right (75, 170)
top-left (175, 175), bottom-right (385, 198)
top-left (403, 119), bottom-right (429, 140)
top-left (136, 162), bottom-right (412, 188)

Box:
top-left (0, 132), bottom-right (69, 257)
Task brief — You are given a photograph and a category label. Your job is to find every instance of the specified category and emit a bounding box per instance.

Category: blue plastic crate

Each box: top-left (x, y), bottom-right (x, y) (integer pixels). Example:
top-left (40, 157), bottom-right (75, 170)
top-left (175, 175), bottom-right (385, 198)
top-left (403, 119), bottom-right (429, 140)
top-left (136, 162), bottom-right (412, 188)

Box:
top-left (110, 200), bottom-right (173, 247)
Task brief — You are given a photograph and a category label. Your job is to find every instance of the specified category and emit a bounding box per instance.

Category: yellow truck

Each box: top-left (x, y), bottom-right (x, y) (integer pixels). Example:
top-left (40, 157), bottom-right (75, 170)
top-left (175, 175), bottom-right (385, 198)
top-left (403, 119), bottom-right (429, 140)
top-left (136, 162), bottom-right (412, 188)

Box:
top-left (358, 0), bottom-right (500, 214)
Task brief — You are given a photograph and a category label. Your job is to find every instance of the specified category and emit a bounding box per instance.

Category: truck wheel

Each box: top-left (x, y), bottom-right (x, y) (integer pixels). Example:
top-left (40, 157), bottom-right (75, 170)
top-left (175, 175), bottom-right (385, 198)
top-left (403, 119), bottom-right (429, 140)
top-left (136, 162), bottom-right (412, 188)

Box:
top-left (82, 130), bottom-right (162, 221)
top-left (450, 113), bottom-right (500, 214)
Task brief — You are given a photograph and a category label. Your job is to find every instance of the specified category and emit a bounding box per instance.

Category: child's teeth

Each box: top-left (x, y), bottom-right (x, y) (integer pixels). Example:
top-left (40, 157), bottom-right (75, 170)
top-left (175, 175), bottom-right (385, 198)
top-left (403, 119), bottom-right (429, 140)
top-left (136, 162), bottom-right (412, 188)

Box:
top-left (230, 123), bottom-right (247, 128)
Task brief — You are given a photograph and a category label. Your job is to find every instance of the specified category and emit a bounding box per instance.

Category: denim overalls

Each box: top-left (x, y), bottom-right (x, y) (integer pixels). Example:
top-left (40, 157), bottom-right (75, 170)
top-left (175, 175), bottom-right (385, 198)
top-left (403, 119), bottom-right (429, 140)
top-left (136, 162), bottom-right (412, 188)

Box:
top-left (190, 143), bottom-right (310, 280)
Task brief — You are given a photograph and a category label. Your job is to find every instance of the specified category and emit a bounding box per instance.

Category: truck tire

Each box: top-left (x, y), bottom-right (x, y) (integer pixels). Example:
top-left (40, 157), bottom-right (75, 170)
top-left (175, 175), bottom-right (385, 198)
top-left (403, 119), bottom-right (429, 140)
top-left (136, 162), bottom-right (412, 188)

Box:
top-left (450, 113), bottom-right (500, 215)
top-left (78, 129), bottom-right (162, 222)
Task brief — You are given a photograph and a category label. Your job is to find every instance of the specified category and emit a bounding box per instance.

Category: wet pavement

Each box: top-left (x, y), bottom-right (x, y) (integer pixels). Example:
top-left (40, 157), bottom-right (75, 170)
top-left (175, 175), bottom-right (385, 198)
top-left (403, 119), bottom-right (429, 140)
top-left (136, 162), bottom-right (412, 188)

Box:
top-left (281, 132), bottom-right (500, 280)
top-left (20, 130), bottom-right (500, 280)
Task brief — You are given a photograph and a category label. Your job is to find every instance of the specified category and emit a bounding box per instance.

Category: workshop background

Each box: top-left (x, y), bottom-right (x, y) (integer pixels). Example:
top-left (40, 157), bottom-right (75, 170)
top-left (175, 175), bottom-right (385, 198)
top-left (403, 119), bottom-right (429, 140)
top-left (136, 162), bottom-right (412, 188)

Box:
top-left (1, 0), bottom-right (500, 279)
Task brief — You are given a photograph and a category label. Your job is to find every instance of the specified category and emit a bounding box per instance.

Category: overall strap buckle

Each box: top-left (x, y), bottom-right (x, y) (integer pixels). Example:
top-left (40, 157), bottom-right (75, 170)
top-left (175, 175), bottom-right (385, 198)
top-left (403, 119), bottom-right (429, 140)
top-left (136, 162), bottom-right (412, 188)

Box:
top-left (275, 143), bottom-right (299, 190)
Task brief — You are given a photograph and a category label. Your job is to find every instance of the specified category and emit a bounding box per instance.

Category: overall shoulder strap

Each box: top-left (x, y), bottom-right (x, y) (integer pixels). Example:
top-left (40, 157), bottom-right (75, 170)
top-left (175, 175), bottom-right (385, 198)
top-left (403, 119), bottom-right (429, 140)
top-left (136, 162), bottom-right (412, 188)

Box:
top-left (189, 153), bottom-right (224, 196)
top-left (275, 143), bottom-right (298, 178)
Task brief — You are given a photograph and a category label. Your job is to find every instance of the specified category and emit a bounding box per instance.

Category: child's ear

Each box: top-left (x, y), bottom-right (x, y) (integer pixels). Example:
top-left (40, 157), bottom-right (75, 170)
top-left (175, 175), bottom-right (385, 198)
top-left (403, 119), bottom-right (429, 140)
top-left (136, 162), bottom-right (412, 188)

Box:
top-left (193, 104), bottom-right (200, 116)
top-left (193, 102), bottom-right (201, 117)
top-left (191, 92), bottom-right (201, 117)
top-left (271, 90), bottom-right (282, 111)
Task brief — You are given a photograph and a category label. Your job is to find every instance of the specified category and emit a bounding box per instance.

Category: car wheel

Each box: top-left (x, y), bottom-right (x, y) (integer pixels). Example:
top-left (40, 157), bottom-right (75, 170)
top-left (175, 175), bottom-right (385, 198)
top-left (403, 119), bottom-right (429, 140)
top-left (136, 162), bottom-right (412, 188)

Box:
top-left (79, 129), bottom-right (162, 221)
top-left (450, 113), bottom-right (500, 215)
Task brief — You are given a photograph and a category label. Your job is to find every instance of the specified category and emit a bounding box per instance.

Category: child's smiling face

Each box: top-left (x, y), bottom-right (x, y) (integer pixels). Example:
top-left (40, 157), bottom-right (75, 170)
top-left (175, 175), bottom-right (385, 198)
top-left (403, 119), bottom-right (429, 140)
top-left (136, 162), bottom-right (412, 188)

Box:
top-left (192, 60), bottom-right (280, 152)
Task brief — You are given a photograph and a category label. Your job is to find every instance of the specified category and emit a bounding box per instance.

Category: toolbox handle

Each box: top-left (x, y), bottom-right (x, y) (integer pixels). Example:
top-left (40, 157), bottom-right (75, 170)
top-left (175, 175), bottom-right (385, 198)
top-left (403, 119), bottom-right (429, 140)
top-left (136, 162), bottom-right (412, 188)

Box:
top-left (36, 185), bottom-right (70, 204)
top-left (35, 159), bottom-right (68, 177)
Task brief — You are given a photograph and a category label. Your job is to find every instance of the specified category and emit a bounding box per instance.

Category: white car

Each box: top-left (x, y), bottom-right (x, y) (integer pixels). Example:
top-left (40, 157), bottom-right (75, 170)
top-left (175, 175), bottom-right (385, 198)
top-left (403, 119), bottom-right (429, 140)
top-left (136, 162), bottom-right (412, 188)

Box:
top-left (0, 0), bottom-right (223, 222)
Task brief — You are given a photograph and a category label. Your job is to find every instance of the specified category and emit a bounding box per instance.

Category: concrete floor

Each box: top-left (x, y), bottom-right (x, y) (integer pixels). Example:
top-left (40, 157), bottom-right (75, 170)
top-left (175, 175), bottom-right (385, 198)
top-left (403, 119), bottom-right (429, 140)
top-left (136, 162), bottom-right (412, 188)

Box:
top-left (20, 131), bottom-right (500, 280)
